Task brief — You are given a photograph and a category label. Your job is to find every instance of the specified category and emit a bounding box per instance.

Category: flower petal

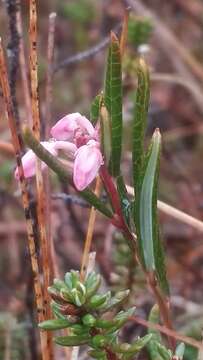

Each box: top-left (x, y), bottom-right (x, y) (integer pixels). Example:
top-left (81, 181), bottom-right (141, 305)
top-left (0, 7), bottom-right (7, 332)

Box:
top-left (50, 113), bottom-right (95, 141)
top-left (14, 142), bottom-right (58, 180)
top-left (73, 141), bottom-right (103, 191)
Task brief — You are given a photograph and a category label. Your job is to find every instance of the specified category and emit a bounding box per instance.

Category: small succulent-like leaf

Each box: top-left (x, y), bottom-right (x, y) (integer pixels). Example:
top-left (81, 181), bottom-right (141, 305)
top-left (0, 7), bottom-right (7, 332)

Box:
top-left (88, 349), bottom-right (107, 360)
top-left (115, 334), bottom-right (152, 358)
top-left (104, 32), bottom-right (123, 177)
top-left (175, 342), bottom-right (185, 359)
top-left (90, 93), bottom-right (102, 124)
top-left (52, 279), bottom-right (67, 292)
top-left (54, 334), bottom-right (91, 347)
top-left (85, 272), bottom-right (101, 299)
top-left (71, 288), bottom-right (86, 307)
top-left (82, 314), bottom-right (96, 327)
top-left (101, 290), bottom-right (130, 312)
top-left (51, 301), bottom-right (67, 320)
top-left (39, 319), bottom-right (71, 330)
top-left (113, 307), bottom-right (136, 329)
top-left (87, 292), bottom-right (111, 310)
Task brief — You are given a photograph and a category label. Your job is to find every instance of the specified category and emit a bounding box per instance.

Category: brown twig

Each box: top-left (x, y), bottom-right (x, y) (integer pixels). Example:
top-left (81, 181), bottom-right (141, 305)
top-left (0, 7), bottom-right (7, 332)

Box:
top-left (53, 23), bottom-right (122, 73)
top-left (44, 12), bottom-right (56, 136)
top-left (80, 176), bottom-right (102, 280)
top-left (16, 3), bottom-right (32, 125)
top-left (43, 13), bottom-right (57, 282)
top-left (0, 37), bottom-right (47, 357)
top-left (126, 185), bottom-right (203, 233)
top-left (130, 315), bottom-right (203, 350)
top-left (120, 8), bottom-right (129, 57)
top-left (29, 1), bottom-right (53, 358)
top-left (0, 141), bottom-right (14, 156)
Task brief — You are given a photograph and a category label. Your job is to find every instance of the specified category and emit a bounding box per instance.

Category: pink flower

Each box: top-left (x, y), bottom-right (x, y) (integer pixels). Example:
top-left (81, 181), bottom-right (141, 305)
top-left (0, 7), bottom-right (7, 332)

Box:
top-left (14, 141), bottom-right (77, 180)
top-left (15, 113), bottom-right (103, 191)
top-left (73, 140), bottom-right (103, 191)
top-left (50, 113), bottom-right (95, 141)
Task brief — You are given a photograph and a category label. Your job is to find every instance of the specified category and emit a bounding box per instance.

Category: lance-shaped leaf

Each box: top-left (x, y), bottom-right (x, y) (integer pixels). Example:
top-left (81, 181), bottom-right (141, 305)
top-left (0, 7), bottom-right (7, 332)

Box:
top-left (90, 93), bottom-right (102, 125)
top-left (132, 58), bottom-right (150, 194)
top-left (23, 127), bottom-right (113, 219)
top-left (54, 334), bottom-right (91, 347)
top-left (135, 129), bottom-right (169, 294)
top-left (104, 32), bottom-right (122, 177)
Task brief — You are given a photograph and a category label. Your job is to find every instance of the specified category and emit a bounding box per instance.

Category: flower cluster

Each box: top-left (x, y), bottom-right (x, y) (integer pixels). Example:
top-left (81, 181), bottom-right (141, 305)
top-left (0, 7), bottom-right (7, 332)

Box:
top-left (15, 113), bottom-right (103, 191)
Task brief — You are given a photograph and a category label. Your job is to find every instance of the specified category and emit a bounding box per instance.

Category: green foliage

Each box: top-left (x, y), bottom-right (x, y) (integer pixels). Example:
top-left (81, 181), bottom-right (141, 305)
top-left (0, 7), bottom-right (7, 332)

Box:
top-left (132, 59), bottom-right (169, 294)
top-left (104, 33), bottom-right (123, 177)
top-left (39, 270), bottom-right (151, 359)
top-left (90, 94), bottom-right (102, 125)
top-left (128, 16), bottom-right (153, 47)
top-left (58, 0), bottom-right (95, 24)
top-left (0, 313), bottom-right (29, 360)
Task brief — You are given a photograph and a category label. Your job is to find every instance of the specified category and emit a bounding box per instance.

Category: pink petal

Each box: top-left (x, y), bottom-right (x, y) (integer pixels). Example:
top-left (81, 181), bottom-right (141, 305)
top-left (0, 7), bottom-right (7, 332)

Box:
top-left (50, 113), bottom-right (95, 141)
top-left (73, 140), bottom-right (103, 191)
top-left (14, 142), bottom-right (58, 180)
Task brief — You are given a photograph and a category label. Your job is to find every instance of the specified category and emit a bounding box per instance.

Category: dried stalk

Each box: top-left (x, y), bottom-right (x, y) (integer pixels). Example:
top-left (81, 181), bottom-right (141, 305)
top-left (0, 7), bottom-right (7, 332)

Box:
top-left (130, 315), bottom-right (203, 350)
top-left (16, 4), bottom-right (32, 125)
top-left (29, 0), bottom-right (53, 358)
top-left (44, 12), bottom-right (57, 281)
top-left (0, 38), bottom-right (48, 356)
top-left (80, 176), bottom-right (102, 280)
top-left (126, 185), bottom-right (203, 233)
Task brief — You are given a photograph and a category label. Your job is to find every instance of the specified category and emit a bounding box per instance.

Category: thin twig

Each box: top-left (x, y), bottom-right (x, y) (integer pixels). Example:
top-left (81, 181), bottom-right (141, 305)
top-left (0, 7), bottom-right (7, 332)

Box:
top-left (16, 3), bottom-right (32, 125)
top-left (6, 0), bottom-right (20, 124)
top-left (44, 12), bottom-right (57, 282)
top-left (151, 72), bottom-right (203, 114)
top-left (0, 37), bottom-right (47, 357)
top-left (126, 185), bottom-right (203, 233)
top-left (53, 23), bottom-right (122, 73)
top-left (80, 176), bottom-right (102, 280)
top-left (0, 141), bottom-right (14, 155)
top-left (44, 12), bottom-right (56, 136)
top-left (29, 1), bottom-right (53, 358)
top-left (130, 316), bottom-right (203, 350)
top-left (120, 8), bottom-right (130, 57)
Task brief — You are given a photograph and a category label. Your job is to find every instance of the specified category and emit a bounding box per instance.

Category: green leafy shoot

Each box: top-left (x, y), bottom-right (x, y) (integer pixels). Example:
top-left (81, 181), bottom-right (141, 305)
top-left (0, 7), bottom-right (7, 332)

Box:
top-left (132, 57), bottom-right (150, 195)
top-left (104, 32), bottom-right (123, 177)
top-left (135, 129), bottom-right (169, 294)
top-left (90, 93), bottom-right (102, 125)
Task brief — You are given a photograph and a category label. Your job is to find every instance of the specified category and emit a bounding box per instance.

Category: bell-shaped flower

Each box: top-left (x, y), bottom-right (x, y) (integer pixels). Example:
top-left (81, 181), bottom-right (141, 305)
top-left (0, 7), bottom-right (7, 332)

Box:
top-left (73, 140), bottom-right (103, 191)
top-left (15, 141), bottom-right (77, 180)
top-left (50, 112), bottom-right (95, 141)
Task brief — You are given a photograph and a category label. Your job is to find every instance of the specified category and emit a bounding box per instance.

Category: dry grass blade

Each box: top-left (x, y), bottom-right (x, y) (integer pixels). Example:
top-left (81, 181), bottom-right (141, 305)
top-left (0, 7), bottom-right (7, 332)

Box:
top-left (126, 185), bottom-right (203, 233)
top-left (29, 1), bottom-right (53, 358)
top-left (0, 38), bottom-right (48, 356)
top-left (80, 176), bottom-right (102, 280)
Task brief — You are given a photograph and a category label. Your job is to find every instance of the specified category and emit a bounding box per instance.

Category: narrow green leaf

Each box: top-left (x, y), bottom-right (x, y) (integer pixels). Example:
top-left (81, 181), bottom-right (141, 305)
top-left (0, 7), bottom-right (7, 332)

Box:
top-left (90, 94), bottom-right (102, 125)
top-left (39, 319), bottom-right (71, 330)
top-left (135, 129), bottom-right (169, 294)
top-left (104, 32), bottom-right (122, 177)
top-left (132, 58), bottom-right (150, 194)
top-left (117, 175), bottom-right (131, 226)
top-left (23, 127), bottom-right (113, 219)
top-left (54, 334), bottom-right (90, 346)
top-left (100, 104), bottom-right (112, 167)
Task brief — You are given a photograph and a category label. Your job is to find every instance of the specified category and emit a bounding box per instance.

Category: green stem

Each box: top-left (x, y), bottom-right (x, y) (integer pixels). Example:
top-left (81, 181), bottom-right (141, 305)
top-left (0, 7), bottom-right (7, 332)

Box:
top-left (23, 127), bottom-right (113, 219)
